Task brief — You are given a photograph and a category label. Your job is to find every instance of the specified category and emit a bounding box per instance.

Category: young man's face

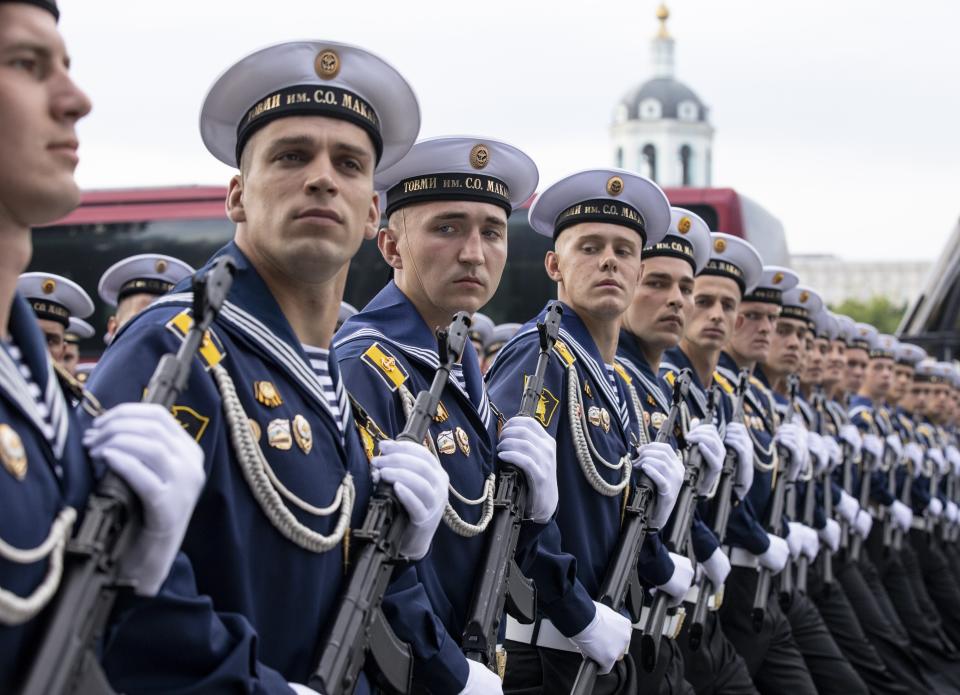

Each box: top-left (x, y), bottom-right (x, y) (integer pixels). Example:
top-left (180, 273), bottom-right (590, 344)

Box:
top-left (931, 382), bottom-right (952, 420)
top-left (802, 336), bottom-right (829, 385)
top-left (824, 339), bottom-right (846, 388)
top-left (685, 275), bottom-right (740, 353)
top-left (767, 317), bottom-right (808, 376)
top-left (728, 300), bottom-right (779, 364)
top-left (546, 222), bottom-right (643, 322)
top-left (0, 5), bottom-right (90, 227)
top-left (37, 317), bottom-right (64, 361)
top-left (229, 116), bottom-right (380, 285)
top-left (622, 255), bottom-right (693, 353)
top-left (383, 199), bottom-right (508, 319)
top-left (891, 363), bottom-right (914, 403)
top-left (106, 292), bottom-right (156, 341)
top-left (912, 381), bottom-right (930, 416)
top-left (845, 347), bottom-right (869, 394)
top-left (863, 357), bottom-right (894, 400)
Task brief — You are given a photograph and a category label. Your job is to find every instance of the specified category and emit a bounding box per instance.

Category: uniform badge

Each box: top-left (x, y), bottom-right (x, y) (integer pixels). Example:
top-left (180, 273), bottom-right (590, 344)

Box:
top-left (677, 216), bottom-right (692, 234)
top-left (267, 419), bottom-right (292, 450)
top-left (254, 381), bottom-right (283, 408)
top-left (584, 382), bottom-right (593, 399)
top-left (713, 238), bottom-right (727, 253)
top-left (470, 144), bottom-right (489, 170)
top-left (437, 430), bottom-right (457, 455)
top-left (315, 49), bottom-right (340, 79)
top-left (171, 405), bottom-right (210, 443)
top-left (772, 272), bottom-right (784, 285)
top-left (248, 418), bottom-right (262, 442)
top-left (455, 426), bottom-right (471, 456)
top-left (651, 412), bottom-right (666, 430)
top-left (293, 414), bottom-right (313, 454)
top-left (0, 424), bottom-right (27, 480)
top-left (359, 425), bottom-right (377, 461)
top-left (643, 411), bottom-right (651, 428)
top-left (155, 259), bottom-right (168, 274)
top-left (606, 175), bottom-right (624, 196)
top-left (42, 278), bottom-right (56, 294)
top-left (434, 401), bottom-right (449, 423)
top-left (600, 408), bottom-right (611, 433)
top-left (588, 406), bottom-right (602, 428)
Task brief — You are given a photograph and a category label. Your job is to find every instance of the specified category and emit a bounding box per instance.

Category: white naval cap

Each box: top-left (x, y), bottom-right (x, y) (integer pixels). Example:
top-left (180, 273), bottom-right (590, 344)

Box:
top-left (699, 233), bottom-right (763, 295)
top-left (851, 322), bottom-right (878, 352)
top-left (200, 40), bottom-right (420, 171)
top-left (871, 334), bottom-right (898, 360)
top-left (18, 272), bottom-right (93, 326)
top-left (468, 312), bottom-right (495, 348)
top-left (376, 136), bottom-right (538, 219)
top-left (528, 168), bottom-right (670, 246)
top-left (98, 253), bottom-right (195, 307)
top-left (812, 308), bottom-right (840, 341)
top-left (835, 315), bottom-right (856, 346)
top-left (338, 301), bottom-right (358, 326)
top-left (487, 323), bottom-right (522, 353)
top-left (643, 207), bottom-right (711, 273)
top-left (915, 358), bottom-right (945, 383)
top-left (937, 361), bottom-right (960, 388)
top-left (743, 265), bottom-right (799, 306)
top-left (895, 342), bottom-right (926, 366)
top-left (781, 285), bottom-right (823, 327)
top-left (75, 361), bottom-right (96, 383)
top-left (65, 317), bottom-right (95, 343)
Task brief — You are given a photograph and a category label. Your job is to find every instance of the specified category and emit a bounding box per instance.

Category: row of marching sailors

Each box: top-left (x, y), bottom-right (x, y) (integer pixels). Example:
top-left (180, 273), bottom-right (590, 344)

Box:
top-left (6, 5), bottom-right (960, 695)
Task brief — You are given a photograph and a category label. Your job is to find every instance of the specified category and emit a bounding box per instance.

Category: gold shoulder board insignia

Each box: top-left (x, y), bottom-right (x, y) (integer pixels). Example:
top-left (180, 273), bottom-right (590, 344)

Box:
top-left (361, 342), bottom-right (408, 392)
top-left (171, 405), bottom-right (210, 443)
top-left (553, 340), bottom-right (575, 367)
top-left (613, 362), bottom-right (632, 385)
top-left (165, 309), bottom-right (225, 371)
top-left (664, 370), bottom-right (676, 386)
top-left (712, 371), bottom-right (735, 394)
top-left (525, 374), bottom-right (560, 428)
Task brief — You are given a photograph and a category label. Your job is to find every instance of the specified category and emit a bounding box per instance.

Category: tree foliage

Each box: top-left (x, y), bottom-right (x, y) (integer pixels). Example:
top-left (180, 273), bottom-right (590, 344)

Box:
top-left (829, 296), bottom-right (908, 334)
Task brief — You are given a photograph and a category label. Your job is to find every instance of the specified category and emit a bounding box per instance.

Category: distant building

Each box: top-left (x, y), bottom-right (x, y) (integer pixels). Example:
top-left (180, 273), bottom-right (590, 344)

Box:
top-left (610, 4), bottom-right (714, 187)
top-left (790, 254), bottom-right (931, 306)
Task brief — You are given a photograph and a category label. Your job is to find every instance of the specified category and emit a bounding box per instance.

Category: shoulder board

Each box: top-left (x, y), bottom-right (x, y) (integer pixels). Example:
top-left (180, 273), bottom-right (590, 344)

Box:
top-left (612, 361), bottom-right (632, 385)
top-left (748, 375), bottom-right (767, 392)
top-left (164, 309), bottom-right (225, 371)
top-left (664, 370), bottom-right (676, 386)
top-left (553, 339), bottom-right (576, 367)
top-left (360, 342), bottom-right (409, 392)
top-left (712, 370), bottom-right (735, 394)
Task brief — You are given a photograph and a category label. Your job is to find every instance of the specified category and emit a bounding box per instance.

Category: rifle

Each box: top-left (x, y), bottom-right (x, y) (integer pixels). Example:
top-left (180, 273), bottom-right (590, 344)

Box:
top-left (569, 369), bottom-right (692, 695)
top-left (310, 312), bottom-right (472, 695)
top-left (21, 256), bottom-right (237, 695)
top-left (795, 389), bottom-right (827, 595)
top-left (688, 368), bottom-right (750, 650)
top-left (461, 301), bottom-right (563, 668)
top-left (813, 391), bottom-right (834, 591)
top-left (837, 395), bottom-right (857, 557)
top-left (849, 423), bottom-right (881, 563)
top-left (639, 385), bottom-right (719, 672)
top-left (750, 374), bottom-right (799, 632)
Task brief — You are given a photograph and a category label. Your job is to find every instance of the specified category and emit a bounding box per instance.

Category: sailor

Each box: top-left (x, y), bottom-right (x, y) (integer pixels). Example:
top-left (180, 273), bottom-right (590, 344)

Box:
top-left (467, 311), bottom-right (495, 358)
top-left (86, 40), bottom-right (451, 693)
top-left (97, 253), bottom-right (194, 342)
top-left (335, 135), bottom-right (550, 693)
top-left (617, 209), bottom-right (757, 695)
top-left (0, 1), bottom-right (205, 689)
top-left (486, 168), bottom-right (685, 693)
top-left (62, 316), bottom-right (94, 376)
top-left (17, 272), bottom-right (93, 363)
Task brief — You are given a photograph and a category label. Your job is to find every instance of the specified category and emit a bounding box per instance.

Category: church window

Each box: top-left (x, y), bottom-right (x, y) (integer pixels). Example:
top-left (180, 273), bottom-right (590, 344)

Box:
top-left (678, 100), bottom-right (699, 121)
top-left (615, 147), bottom-right (624, 168)
top-left (679, 145), bottom-right (693, 186)
top-left (642, 144), bottom-right (657, 182)
top-left (639, 98), bottom-right (662, 120)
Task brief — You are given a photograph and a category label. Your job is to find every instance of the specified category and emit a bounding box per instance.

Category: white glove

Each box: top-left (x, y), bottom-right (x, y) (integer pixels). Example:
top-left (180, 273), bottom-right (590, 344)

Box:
top-left (807, 432), bottom-right (829, 476)
top-left (635, 442), bottom-right (684, 529)
top-left (570, 602), bottom-right (632, 675)
top-left (929, 447), bottom-right (947, 475)
top-left (372, 439), bottom-right (449, 560)
top-left (798, 524), bottom-right (820, 562)
top-left (288, 684), bottom-right (321, 695)
top-left (837, 490), bottom-right (860, 523)
top-left (862, 434), bottom-right (884, 462)
top-left (947, 501), bottom-right (959, 523)
top-left (839, 424), bottom-right (862, 452)
top-left (824, 437), bottom-right (843, 472)
top-left (885, 434), bottom-right (904, 461)
top-left (701, 546), bottom-right (731, 588)
top-left (853, 509), bottom-right (873, 538)
top-left (948, 445), bottom-right (960, 475)
top-left (83, 403), bottom-right (206, 596)
top-left (775, 423), bottom-right (808, 481)
top-left (758, 534), bottom-right (790, 574)
top-left (724, 422), bottom-right (754, 499)
top-left (904, 442), bottom-right (924, 472)
top-left (819, 518), bottom-right (841, 552)
top-left (459, 659), bottom-right (503, 694)
top-left (497, 416), bottom-right (558, 523)
top-left (890, 500), bottom-right (913, 532)
top-left (658, 552), bottom-right (695, 607)
top-left (786, 523), bottom-right (804, 560)
top-left (686, 421), bottom-right (724, 496)
top-left (928, 497), bottom-right (944, 518)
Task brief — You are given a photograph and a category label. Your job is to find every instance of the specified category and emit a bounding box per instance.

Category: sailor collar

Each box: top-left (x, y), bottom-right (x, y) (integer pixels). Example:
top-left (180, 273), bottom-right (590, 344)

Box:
top-left (617, 328), bottom-right (671, 414)
top-left (146, 242), bottom-right (353, 440)
top-left (662, 346), bottom-right (712, 417)
top-left (335, 280), bottom-right (490, 426)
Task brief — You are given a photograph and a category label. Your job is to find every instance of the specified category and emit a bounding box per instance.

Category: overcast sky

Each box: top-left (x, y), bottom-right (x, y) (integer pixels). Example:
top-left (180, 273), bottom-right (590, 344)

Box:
top-left (58, 0), bottom-right (960, 261)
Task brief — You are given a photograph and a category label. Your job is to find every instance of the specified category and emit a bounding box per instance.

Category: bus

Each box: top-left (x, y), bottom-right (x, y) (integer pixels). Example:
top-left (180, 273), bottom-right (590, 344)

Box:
top-left (30, 185), bottom-right (788, 360)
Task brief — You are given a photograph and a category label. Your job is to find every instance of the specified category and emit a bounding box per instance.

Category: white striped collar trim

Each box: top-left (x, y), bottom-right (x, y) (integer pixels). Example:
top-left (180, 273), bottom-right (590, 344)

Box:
top-left (556, 328), bottom-right (630, 433)
top-left (0, 345), bottom-right (67, 458)
top-left (617, 356), bottom-right (670, 414)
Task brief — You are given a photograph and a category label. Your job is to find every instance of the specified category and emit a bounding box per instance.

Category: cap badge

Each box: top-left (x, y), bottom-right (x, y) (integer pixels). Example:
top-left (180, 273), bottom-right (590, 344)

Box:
top-left (155, 259), bottom-right (168, 274)
top-left (714, 238), bottom-right (727, 253)
top-left (799, 291), bottom-right (810, 303)
top-left (437, 430), bottom-right (456, 455)
top-left (0, 424), bottom-right (27, 481)
top-left (41, 279), bottom-right (56, 295)
top-left (772, 272), bottom-right (784, 284)
top-left (292, 414), bottom-right (313, 454)
top-left (315, 49), bottom-right (341, 79)
top-left (606, 176), bottom-right (624, 196)
top-left (677, 217), bottom-right (692, 234)
top-left (267, 418), bottom-right (292, 451)
top-left (455, 426), bottom-right (470, 456)
top-left (254, 380), bottom-right (283, 408)
top-left (470, 144), bottom-right (489, 170)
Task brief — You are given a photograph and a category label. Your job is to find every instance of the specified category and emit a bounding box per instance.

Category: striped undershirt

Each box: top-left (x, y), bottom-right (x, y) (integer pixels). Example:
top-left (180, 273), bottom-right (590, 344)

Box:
top-left (2, 341), bottom-right (56, 441)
